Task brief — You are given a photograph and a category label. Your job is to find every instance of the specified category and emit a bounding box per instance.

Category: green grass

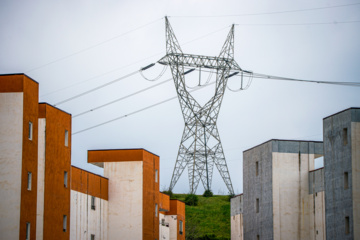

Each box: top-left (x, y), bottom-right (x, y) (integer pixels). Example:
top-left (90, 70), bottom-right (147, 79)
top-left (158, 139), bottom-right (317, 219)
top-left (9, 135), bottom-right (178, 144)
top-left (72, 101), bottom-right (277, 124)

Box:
top-left (173, 194), bottom-right (230, 240)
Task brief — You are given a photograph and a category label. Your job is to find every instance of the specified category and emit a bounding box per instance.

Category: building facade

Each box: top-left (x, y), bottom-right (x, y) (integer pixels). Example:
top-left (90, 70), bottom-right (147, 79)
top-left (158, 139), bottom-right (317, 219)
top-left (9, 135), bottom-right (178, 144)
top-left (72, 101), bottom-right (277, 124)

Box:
top-left (231, 194), bottom-right (243, 240)
top-left (0, 73), bottom-right (185, 240)
top-left (242, 140), bottom-right (324, 240)
top-left (323, 108), bottom-right (360, 239)
top-left (231, 108), bottom-right (360, 240)
top-left (0, 74), bottom-right (39, 240)
top-left (37, 103), bottom-right (72, 240)
top-left (70, 166), bottom-right (109, 240)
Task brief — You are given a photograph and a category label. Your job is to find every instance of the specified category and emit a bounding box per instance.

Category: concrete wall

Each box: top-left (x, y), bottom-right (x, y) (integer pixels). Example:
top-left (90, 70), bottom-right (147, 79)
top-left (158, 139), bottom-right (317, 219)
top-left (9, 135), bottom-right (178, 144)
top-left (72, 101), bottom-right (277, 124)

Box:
top-left (352, 121), bottom-right (360, 239)
top-left (273, 141), bottom-right (323, 240)
top-left (243, 140), bottom-right (323, 240)
top-left (231, 195), bottom-right (243, 240)
top-left (231, 194), bottom-right (243, 216)
top-left (231, 214), bottom-right (243, 240)
top-left (243, 141), bottom-right (273, 240)
top-left (70, 190), bottom-right (108, 240)
top-left (36, 118), bottom-right (46, 240)
top-left (165, 215), bottom-right (178, 240)
top-left (104, 161), bottom-right (143, 240)
top-left (323, 108), bottom-right (360, 239)
top-left (309, 168), bottom-right (324, 194)
top-left (160, 213), bottom-right (170, 240)
top-left (0, 92), bottom-right (23, 240)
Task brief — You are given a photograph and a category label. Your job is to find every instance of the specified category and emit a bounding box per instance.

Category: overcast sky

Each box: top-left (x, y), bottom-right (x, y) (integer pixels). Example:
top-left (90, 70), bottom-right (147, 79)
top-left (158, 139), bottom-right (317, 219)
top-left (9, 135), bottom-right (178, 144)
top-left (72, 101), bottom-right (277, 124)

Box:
top-left (1, 0), bottom-right (360, 195)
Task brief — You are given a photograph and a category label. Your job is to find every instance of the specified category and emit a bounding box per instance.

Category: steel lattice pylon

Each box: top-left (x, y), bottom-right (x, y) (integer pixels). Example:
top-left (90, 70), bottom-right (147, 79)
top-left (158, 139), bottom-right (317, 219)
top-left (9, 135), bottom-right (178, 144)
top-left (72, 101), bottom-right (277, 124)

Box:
top-left (159, 17), bottom-right (242, 194)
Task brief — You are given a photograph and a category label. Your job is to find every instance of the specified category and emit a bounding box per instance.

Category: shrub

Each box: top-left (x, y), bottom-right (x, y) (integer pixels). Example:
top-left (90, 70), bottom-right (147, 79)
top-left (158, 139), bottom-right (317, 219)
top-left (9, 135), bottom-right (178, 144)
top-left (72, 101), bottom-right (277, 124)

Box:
top-left (163, 190), bottom-right (174, 199)
top-left (203, 190), bottom-right (213, 197)
top-left (185, 193), bottom-right (199, 206)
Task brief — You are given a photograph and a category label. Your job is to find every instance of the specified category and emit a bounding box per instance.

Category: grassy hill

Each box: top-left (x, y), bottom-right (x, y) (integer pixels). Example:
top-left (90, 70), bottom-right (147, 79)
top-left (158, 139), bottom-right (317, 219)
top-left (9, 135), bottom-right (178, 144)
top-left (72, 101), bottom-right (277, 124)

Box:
top-left (172, 194), bottom-right (231, 240)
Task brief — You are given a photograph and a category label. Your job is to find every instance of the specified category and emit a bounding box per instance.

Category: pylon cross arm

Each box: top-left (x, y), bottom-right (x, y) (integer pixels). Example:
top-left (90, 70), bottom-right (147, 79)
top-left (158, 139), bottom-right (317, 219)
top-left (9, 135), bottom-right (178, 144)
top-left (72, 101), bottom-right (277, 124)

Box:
top-left (158, 53), bottom-right (241, 71)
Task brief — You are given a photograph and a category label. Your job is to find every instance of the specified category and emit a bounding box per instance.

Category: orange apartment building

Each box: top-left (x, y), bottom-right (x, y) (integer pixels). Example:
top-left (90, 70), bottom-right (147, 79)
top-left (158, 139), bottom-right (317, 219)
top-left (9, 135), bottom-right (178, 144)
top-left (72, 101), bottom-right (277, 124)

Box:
top-left (0, 73), bottom-right (185, 240)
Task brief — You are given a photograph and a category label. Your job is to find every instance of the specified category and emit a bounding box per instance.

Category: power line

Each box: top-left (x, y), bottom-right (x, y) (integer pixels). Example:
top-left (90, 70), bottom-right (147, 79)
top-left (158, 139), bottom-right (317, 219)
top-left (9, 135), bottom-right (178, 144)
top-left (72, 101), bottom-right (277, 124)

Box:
top-left (251, 72), bottom-right (360, 87)
top-left (47, 25), bottom-right (230, 101)
top-left (198, 68), bottom-right (360, 87)
top-left (73, 77), bottom-right (173, 118)
top-left (71, 70), bottom-right (360, 135)
top-left (25, 18), bottom-right (162, 73)
top-left (170, 3), bottom-right (360, 18)
top-left (72, 81), bottom-right (216, 135)
top-left (54, 70), bottom-right (140, 106)
top-left (41, 52), bottom-right (164, 98)
top-left (235, 20), bottom-right (360, 26)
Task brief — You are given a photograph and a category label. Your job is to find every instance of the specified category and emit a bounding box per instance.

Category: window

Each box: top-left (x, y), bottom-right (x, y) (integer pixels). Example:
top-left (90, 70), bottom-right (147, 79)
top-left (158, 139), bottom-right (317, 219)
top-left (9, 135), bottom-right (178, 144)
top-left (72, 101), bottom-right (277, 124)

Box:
top-left (91, 196), bottom-right (96, 210)
top-left (65, 130), bottom-right (69, 147)
top-left (27, 172), bottom-right (32, 190)
top-left (28, 122), bottom-right (33, 140)
top-left (64, 171), bottom-right (68, 188)
top-left (63, 215), bottom-right (67, 232)
top-left (345, 216), bottom-right (350, 234)
top-left (155, 169), bottom-right (158, 183)
top-left (256, 198), bottom-right (259, 213)
top-left (344, 172), bottom-right (349, 190)
top-left (155, 204), bottom-right (158, 217)
top-left (343, 128), bottom-right (348, 145)
top-left (179, 220), bottom-right (183, 235)
top-left (91, 234), bottom-right (95, 240)
top-left (26, 222), bottom-right (30, 240)
top-left (256, 161), bottom-right (259, 176)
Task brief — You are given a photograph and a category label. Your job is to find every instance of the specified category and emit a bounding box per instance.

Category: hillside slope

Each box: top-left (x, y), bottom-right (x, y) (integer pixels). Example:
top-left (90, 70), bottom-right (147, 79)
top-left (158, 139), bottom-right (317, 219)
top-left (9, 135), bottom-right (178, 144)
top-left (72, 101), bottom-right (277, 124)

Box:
top-left (174, 194), bottom-right (230, 240)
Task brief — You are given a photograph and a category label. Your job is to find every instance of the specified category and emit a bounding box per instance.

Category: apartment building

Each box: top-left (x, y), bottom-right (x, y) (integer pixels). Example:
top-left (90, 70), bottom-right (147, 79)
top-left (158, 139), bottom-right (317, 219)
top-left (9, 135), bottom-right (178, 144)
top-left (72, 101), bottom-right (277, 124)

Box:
top-left (0, 74), bottom-right (39, 240)
top-left (323, 108), bottom-right (360, 239)
top-left (242, 140), bottom-right (324, 240)
top-left (0, 73), bottom-right (185, 240)
top-left (231, 108), bottom-right (359, 240)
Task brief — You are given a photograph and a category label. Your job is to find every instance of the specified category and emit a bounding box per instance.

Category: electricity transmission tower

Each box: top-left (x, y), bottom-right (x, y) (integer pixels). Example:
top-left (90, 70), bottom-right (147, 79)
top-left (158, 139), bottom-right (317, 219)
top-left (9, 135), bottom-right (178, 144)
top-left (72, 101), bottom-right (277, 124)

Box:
top-left (159, 17), bottom-right (242, 194)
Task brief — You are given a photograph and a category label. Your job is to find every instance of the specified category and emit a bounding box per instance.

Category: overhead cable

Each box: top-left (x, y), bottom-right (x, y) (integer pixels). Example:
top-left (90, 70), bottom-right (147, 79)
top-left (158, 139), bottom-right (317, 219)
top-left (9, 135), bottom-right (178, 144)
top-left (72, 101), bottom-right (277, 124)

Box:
top-left (25, 18), bottom-right (162, 73)
top-left (73, 77), bottom-right (173, 118)
top-left (74, 69), bottom-right (217, 118)
top-left (72, 69), bottom-right (359, 134)
top-left (234, 20), bottom-right (360, 26)
top-left (251, 72), bottom-right (360, 87)
top-left (43, 25), bottom-right (229, 98)
top-left (72, 81), bottom-right (216, 135)
top-left (170, 3), bottom-right (360, 18)
top-left (196, 68), bottom-right (360, 87)
top-left (54, 70), bottom-right (140, 106)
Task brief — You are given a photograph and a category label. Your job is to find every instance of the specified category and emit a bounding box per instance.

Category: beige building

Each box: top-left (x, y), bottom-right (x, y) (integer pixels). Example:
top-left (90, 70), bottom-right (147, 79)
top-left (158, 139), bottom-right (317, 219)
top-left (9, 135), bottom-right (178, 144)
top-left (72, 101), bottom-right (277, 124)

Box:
top-left (242, 140), bottom-right (325, 240)
top-left (87, 148), bottom-right (183, 240)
